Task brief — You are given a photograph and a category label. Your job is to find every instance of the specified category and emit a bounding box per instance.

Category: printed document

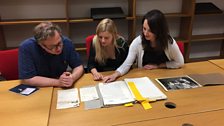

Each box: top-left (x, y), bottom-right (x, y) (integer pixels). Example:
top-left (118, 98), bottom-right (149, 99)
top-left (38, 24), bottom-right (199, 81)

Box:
top-left (98, 81), bottom-right (135, 106)
top-left (56, 88), bottom-right (80, 109)
top-left (80, 86), bottom-right (99, 102)
top-left (125, 77), bottom-right (167, 100)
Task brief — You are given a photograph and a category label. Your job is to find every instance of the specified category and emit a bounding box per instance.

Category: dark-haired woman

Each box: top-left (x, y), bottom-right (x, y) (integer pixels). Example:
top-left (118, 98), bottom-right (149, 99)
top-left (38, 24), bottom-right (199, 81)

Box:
top-left (103, 9), bottom-right (184, 82)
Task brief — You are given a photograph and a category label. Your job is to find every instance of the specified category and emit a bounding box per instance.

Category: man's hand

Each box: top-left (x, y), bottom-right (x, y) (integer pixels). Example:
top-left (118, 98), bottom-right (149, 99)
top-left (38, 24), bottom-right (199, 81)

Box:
top-left (59, 72), bottom-right (74, 88)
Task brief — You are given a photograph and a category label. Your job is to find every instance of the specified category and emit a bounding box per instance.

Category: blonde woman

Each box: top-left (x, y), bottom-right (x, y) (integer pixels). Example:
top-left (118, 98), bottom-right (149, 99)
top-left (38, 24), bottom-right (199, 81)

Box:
top-left (87, 18), bottom-right (129, 81)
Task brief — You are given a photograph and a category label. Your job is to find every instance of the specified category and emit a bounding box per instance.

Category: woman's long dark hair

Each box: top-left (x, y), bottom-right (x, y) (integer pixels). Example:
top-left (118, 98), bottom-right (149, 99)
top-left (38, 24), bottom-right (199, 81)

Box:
top-left (141, 9), bottom-right (173, 51)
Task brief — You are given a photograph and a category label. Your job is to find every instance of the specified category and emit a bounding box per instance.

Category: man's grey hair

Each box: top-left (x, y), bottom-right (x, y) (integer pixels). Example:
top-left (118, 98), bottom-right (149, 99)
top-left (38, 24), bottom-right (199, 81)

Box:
top-left (34, 21), bottom-right (62, 43)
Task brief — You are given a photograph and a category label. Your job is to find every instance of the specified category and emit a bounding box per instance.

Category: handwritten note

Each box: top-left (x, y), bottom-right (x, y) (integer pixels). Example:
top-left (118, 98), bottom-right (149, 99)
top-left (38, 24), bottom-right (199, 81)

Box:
top-left (56, 88), bottom-right (80, 109)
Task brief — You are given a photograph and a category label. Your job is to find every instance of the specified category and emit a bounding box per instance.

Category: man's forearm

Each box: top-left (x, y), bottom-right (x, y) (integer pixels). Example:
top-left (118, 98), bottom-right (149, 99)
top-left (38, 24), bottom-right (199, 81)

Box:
top-left (71, 65), bottom-right (84, 83)
top-left (22, 76), bottom-right (60, 87)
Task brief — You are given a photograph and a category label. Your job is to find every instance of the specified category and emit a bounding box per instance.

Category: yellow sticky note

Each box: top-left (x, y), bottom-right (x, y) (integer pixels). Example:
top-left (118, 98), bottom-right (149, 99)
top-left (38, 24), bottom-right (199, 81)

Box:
top-left (124, 103), bottom-right (134, 107)
top-left (128, 82), bottom-right (145, 101)
top-left (128, 82), bottom-right (152, 110)
top-left (141, 101), bottom-right (152, 110)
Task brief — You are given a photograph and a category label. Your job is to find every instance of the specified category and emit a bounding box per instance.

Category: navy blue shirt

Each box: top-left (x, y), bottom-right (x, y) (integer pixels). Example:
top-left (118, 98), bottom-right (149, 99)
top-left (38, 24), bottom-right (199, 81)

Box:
top-left (19, 36), bottom-right (82, 79)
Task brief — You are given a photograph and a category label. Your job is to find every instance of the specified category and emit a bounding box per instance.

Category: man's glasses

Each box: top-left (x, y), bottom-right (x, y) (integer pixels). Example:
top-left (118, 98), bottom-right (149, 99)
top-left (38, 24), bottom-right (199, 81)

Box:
top-left (40, 40), bottom-right (63, 51)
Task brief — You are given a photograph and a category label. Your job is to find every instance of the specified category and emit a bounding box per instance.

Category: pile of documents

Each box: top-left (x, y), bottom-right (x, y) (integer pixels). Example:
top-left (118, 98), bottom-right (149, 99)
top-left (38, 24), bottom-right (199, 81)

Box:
top-left (56, 88), bottom-right (80, 109)
top-left (56, 77), bottom-right (167, 110)
top-left (80, 77), bottom-right (167, 109)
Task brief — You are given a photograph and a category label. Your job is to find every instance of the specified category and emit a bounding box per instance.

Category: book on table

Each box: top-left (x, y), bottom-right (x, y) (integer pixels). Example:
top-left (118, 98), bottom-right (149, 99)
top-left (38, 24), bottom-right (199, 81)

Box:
top-left (79, 77), bottom-right (167, 108)
top-left (156, 73), bottom-right (224, 91)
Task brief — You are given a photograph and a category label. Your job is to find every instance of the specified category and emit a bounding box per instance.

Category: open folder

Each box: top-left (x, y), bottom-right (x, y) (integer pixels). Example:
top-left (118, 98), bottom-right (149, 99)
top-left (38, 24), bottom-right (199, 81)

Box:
top-left (80, 77), bottom-right (167, 108)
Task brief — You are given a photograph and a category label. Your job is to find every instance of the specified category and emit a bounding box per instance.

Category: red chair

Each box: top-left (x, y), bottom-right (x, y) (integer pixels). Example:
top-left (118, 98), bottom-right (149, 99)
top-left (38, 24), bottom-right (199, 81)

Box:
top-left (85, 35), bottom-right (95, 58)
top-left (0, 48), bottom-right (19, 80)
top-left (177, 41), bottom-right (184, 56)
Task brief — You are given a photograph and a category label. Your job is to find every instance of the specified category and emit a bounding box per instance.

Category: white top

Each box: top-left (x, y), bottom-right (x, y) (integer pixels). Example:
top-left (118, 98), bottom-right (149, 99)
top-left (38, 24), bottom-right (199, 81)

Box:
top-left (117, 35), bottom-right (184, 75)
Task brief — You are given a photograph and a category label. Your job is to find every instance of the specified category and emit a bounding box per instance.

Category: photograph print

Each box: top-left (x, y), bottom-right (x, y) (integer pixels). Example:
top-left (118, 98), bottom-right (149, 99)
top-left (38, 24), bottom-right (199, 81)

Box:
top-left (156, 76), bottom-right (201, 91)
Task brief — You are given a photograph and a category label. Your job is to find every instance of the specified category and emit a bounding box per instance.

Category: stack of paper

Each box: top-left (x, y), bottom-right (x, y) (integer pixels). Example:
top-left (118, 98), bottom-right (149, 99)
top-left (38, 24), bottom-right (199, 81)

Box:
top-left (56, 88), bottom-right (80, 109)
top-left (98, 81), bottom-right (135, 106)
top-left (79, 77), bottom-right (167, 109)
top-left (125, 77), bottom-right (167, 101)
top-left (79, 86), bottom-right (99, 102)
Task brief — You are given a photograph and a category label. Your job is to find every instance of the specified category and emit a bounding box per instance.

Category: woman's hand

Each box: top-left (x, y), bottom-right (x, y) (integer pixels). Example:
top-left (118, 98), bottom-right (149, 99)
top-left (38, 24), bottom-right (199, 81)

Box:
top-left (144, 63), bottom-right (166, 70)
top-left (92, 72), bottom-right (104, 81)
top-left (103, 71), bottom-right (121, 83)
top-left (91, 68), bottom-right (103, 81)
top-left (143, 64), bottom-right (158, 70)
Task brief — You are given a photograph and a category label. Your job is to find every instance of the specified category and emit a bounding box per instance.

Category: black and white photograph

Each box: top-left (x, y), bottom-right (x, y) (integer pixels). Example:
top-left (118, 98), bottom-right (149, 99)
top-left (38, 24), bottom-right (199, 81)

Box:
top-left (156, 76), bottom-right (201, 91)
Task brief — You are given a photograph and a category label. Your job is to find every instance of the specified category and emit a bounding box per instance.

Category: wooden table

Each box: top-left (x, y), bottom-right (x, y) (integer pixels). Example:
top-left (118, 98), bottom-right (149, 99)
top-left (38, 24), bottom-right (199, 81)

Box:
top-left (116, 109), bottom-right (224, 126)
top-left (0, 80), bottom-right (53, 126)
top-left (48, 61), bottom-right (224, 126)
top-left (209, 59), bottom-right (224, 69)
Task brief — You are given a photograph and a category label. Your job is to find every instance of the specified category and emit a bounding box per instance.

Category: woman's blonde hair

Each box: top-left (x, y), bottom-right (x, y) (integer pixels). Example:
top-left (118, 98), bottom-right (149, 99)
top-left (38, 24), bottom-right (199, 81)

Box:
top-left (93, 18), bottom-right (118, 65)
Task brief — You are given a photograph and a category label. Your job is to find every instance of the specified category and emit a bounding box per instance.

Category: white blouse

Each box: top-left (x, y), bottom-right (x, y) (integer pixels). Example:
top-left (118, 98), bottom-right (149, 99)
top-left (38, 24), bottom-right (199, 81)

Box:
top-left (116, 35), bottom-right (184, 75)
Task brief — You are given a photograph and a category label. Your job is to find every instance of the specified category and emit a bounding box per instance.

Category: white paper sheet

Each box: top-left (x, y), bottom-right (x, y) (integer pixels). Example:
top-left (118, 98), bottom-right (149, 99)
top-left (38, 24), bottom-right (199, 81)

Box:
top-left (56, 88), bottom-right (80, 109)
top-left (80, 86), bottom-right (99, 102)
top-left (98, 81), bottom-right (135, 106)
top-left (124, 77), bottom-right (167, 100)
